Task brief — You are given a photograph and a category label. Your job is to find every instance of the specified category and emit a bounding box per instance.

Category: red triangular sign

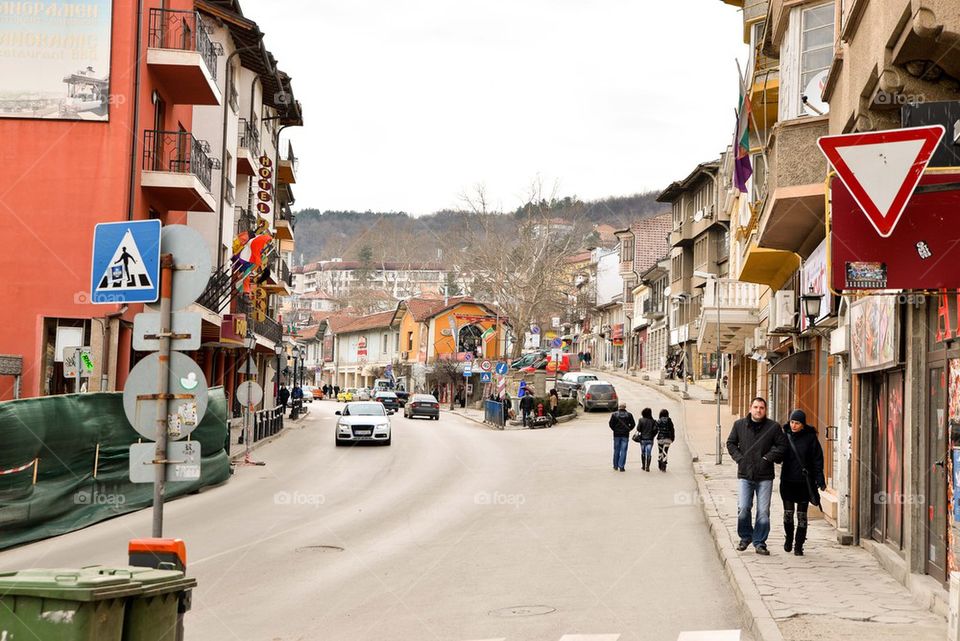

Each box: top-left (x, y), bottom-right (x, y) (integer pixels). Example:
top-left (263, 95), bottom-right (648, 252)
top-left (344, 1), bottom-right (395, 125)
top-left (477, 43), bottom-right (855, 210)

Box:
top-left (818, 125), bottom-right (944, 237)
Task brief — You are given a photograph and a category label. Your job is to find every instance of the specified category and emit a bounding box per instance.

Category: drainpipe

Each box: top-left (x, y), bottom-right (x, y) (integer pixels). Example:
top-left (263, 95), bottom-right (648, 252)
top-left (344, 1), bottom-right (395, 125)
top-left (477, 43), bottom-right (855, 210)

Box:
top-left (93, 306), bottom-right (128, 391)
top-left (126, 0), bottom-right (144, 220)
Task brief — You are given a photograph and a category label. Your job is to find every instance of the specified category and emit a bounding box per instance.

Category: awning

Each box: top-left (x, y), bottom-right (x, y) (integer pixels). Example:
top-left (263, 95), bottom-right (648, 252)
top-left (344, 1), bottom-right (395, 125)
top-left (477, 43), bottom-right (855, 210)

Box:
top-left (738, 243), bottom-right (800, 290)
top-left (768, 349), bottom-right (814, 375)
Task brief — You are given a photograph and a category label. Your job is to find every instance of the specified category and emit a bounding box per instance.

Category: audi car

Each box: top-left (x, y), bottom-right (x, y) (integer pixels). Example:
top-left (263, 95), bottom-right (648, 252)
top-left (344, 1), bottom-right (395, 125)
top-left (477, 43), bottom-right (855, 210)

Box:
top-left (335, 402), bottom-right (392, 446)
top-left (404, 394), bottom-right (440, 420)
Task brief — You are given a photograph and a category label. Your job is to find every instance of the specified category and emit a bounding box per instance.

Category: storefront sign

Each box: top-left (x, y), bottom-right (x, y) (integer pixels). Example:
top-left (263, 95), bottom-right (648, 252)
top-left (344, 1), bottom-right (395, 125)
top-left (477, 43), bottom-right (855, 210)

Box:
top-left (322, 334), bottom-right (333, 362)
top-left (849, 295), bottom-right (898, 373)
top-left (800, 239), bottom-right (830, 331)
top-left (0, 1), bottom-right (113, 121)
top-left (611, 323), bottom-right (624, 340)
top-left (257, 155), bottom-right (273, 218)
top-left (357, 336), bottom-right (367, 358)
top-left (220, 314), bottom-right (247, 346)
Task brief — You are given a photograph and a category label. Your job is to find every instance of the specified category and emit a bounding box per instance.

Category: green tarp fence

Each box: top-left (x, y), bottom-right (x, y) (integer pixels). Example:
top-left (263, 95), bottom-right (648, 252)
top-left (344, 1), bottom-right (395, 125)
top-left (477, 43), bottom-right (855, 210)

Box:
top-left (0, 387), bottom-right (231, 550)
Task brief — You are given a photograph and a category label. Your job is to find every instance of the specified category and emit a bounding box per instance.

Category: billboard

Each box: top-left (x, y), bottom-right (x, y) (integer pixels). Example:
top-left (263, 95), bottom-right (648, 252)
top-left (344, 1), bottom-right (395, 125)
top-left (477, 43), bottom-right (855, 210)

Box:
top-left (830, 172), bottom-right (960, 291)
top-left (0, 1), bottom-right (113, 121)
top-left (849, 295), bottom-right (898, 374)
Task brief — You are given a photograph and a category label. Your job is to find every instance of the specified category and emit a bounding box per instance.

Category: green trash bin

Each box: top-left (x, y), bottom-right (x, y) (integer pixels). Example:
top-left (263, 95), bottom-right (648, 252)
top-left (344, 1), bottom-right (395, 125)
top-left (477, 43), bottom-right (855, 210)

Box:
top-left (0, 568), bottom-right (142, 641)
top-left (87, 566), bottom-right (197, 641)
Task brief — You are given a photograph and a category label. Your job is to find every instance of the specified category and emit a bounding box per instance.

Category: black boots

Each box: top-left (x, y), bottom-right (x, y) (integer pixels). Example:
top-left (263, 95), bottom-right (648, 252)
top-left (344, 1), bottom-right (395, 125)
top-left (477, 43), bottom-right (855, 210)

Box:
top-left (641, 452), bottom-right (650, 471)
top-left (658, 459), bottom-right (667, 472)
top-left (783, 510), bottom-right (795, 553)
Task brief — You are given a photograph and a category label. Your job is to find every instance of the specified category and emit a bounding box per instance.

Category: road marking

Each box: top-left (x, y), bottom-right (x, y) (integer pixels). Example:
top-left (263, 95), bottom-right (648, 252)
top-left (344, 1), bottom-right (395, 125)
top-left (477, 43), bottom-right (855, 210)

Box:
top-left (558, 636), bottom-right (621, 641)
top-left (677, 630), bottom-right (741, 641)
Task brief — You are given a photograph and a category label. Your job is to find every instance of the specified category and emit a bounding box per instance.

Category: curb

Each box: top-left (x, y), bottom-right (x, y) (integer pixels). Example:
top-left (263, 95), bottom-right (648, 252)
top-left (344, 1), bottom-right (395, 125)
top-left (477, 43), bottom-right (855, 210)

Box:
top-left (228, 414), bottom-right (307, 463)
top-left (604, 370), bottom-right (784, 641)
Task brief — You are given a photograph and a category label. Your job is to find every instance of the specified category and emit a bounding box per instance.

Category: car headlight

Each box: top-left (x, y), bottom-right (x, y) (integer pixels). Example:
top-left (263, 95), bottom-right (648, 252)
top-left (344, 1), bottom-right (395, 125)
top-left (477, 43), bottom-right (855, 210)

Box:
top-left (375, 423), bottom-right (389, 431)
top-left (337, 423), bottom-right (350, 432)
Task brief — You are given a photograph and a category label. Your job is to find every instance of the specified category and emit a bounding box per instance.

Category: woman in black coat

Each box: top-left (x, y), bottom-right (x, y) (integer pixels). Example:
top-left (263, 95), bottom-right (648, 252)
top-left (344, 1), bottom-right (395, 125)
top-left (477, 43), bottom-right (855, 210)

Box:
top-left (780, 409), bottom-right (825, 556)
top-left (655, 409), bottom-right (676, 472)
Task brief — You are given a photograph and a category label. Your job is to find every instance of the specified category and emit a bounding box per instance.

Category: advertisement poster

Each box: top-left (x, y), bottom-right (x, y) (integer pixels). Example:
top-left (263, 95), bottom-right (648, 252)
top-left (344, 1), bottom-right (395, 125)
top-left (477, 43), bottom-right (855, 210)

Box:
top-left (849, 295), bottom-right (898, 373)
top-left (0, 1), bottom-right (113, 121)
top-left (800, 238), bottom-right (830, 331)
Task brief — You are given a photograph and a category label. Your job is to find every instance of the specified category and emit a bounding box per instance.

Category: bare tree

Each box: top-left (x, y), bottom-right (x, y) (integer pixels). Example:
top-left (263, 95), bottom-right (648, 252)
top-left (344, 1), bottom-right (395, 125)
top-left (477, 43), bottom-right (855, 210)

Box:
top-left (459, 181), bottom-right (590, 358)
top-left (431, 359), bottom-right (463, 410)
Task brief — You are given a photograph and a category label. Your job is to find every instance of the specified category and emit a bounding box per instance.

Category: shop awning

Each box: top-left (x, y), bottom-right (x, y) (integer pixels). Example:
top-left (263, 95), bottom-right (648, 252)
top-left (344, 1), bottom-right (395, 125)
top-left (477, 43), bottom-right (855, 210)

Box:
top-left (737, 243), bottom-right (800, 291)
top-left (768, 349), bottom-right (814, 375)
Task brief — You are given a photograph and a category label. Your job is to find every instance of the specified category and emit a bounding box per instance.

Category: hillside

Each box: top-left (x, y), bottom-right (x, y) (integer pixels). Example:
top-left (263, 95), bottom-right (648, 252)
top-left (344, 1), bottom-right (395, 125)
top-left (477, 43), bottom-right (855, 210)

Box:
top-left (290, 190), bottom-right (666, 266)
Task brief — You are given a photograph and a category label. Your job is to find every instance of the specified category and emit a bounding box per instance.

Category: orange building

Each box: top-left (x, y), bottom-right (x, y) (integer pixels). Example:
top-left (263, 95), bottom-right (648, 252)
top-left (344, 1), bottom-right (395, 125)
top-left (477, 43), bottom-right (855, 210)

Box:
top-left (396, 297), bottom-right (506, 365)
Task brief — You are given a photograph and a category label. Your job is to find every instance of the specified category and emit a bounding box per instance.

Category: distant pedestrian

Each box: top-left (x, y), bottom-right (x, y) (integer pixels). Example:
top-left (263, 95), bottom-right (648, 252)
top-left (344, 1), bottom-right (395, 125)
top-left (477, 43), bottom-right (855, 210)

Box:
top-left (608, 403), bottom-right (635, 472)
top-left (655, 409), bottom-right (675, 472)
top-left (583, 351), bottom-right (592, 367)
top-left (548, 388), bottom-right (559, 421)
top-left (634, 407), bottom-right (658, 472)
top-left (334, 385), bottom-right (340, 398)
top-left (277, 385), bottom-right (290, 414)
top-left (519, 392), bottom-right (535, 427)
top-left (431, 386), bottom-right (440, 400)
top-left (726, 397), bottom-right (787, 555)
top-left (503, 391), bottom-right (514, 420)
top-left (780, 409), bottom-right (825, 556)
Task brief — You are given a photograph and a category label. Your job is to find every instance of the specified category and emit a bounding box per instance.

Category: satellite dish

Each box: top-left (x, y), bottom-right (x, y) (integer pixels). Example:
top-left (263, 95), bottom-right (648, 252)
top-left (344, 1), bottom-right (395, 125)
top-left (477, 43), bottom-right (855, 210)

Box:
top-left (802, 70), bottom-right (830, 116)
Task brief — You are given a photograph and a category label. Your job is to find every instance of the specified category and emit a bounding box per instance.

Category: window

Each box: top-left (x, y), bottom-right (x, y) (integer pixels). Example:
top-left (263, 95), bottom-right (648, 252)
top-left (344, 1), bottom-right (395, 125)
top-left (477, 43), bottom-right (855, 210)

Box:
top-left (672, 201), bottom-right (682, 230)
top-left (751, 152), bottom-right (767, 203)
top-left (799, 3), bottom-right (834, 114)
top-left (382, 333), bottom-right (388, 354)
top-left (694, 237), bottom-right (708, 268)
top-left (621, 238), bottom-right (634, 263)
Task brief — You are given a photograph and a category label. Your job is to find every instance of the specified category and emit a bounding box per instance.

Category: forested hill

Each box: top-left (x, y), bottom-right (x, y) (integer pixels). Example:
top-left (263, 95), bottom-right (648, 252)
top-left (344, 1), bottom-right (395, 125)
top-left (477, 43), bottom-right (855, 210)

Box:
top-left (290, 191), bottom-right (665, 266)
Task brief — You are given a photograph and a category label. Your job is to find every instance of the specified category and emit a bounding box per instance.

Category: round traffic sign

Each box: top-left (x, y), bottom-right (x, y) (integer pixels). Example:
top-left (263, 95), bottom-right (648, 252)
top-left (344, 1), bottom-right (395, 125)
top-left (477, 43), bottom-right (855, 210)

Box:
top-left (145, 225), bottom-right (212, 312)
top-left (123, 351), bottom-right (208, 441)
top-left (530, 325), bottom-right (541, 334)
top-left (236, 380), bottom-right (264, 407)
top-left (495, 362), bottom-right (509, 375)
top-left (479, 359), bottom-right (492, 372)
top-left (463, 352), bottom-right (474, 362)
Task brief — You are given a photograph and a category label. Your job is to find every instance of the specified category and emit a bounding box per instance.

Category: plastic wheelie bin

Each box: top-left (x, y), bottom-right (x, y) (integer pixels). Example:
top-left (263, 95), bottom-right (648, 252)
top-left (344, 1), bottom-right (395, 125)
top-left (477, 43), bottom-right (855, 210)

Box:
top-left (88, 566), bottom-right (197, 641)
top-left (0, 568), bottom-right (142, 641)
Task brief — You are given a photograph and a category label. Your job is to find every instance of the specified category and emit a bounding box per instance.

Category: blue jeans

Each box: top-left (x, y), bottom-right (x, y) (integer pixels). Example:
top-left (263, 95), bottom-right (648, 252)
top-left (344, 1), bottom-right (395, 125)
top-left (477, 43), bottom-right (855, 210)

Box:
top-left (613, 437), bottom-right (629, 469)
top-left (640, 440), bottom-right (654, 461)
top-left (737, 479), bottom-right (773, 546)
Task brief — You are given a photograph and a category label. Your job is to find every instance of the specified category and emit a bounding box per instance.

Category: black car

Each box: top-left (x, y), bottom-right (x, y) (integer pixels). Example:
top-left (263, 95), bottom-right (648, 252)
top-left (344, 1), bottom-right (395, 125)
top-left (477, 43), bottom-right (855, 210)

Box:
top-left (374, 391), bottom-right (400, 412)
top-left (404, 394), bottom-right (440, 420)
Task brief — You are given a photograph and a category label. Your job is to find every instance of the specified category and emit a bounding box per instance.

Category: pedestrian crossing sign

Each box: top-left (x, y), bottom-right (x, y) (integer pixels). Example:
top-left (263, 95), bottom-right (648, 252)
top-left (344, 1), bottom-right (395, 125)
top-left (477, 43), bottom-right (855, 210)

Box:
top-left (90, 220), bottom-right (161, 304)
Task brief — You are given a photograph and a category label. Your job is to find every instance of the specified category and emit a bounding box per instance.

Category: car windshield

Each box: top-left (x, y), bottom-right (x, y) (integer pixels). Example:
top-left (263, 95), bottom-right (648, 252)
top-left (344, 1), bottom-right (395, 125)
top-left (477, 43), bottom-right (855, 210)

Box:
top-left (413, 395), bottom-right (437, 402)
top-left (587, 384), bottom-right (614, 393)
top-left (344, 403), bottom-right (386, 416)
top-left (578, 375), bottom-right (598, 383)
top-left (377, 392), bottom-right (397, 398)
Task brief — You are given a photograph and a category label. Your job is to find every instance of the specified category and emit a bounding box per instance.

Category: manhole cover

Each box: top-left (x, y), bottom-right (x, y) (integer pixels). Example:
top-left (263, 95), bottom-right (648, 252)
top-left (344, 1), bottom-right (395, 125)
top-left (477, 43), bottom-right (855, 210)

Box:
top-left (489, 605), bottom-right (556, 617)
top-left (295, 545), bottom-right (344, 553)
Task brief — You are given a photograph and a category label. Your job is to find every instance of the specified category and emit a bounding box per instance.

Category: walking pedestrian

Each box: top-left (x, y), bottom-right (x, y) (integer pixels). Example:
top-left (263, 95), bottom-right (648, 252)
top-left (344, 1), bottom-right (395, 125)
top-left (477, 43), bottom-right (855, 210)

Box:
top-left (334, 385), bottom-right (341, 398)
top-left (277, 384), bottom-right (290, 415)
top-left (726, 396), bottom-right (787, 555)
top-left (548, 388), bottom-right (559, 421)
top-left (634, 408), bottom-right (658, 472)
top-left (609, 403), bottom-right (635, 472)
top-left (655, 409), bottom-right (675, 472)
top-left (780, 409), bottom-right (825, 556)
top-left (519, 392), bottom-right (535, 427)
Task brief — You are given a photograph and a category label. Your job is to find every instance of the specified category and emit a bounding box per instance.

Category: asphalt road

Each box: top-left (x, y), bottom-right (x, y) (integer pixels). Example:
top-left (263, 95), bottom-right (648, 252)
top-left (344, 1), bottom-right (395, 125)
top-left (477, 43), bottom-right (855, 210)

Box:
top-left (0, 376), bottom-right (749, 641)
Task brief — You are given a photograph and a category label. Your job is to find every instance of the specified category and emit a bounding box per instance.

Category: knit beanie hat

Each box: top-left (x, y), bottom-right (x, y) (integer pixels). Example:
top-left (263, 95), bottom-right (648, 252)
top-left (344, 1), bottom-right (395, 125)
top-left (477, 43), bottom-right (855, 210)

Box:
top-left (789, 409), bottom-right (806, 425)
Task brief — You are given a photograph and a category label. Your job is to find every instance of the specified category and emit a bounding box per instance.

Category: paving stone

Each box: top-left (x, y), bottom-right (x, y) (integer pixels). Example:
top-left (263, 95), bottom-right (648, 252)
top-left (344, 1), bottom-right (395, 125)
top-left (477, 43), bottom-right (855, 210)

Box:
top-left (870, 614), bottom-right (924, 625)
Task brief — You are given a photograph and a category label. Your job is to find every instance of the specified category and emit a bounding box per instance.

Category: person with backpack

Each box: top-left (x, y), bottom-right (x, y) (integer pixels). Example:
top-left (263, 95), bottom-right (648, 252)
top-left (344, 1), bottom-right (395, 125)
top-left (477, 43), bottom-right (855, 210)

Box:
top-left (780, 409), bottom-right (825, 556)
top-left (655, 409), bottom-right (676, 472)
top-left (633, 408), bottom-right (658, 472)
top-left (609, 403), bottom-right (636, 472)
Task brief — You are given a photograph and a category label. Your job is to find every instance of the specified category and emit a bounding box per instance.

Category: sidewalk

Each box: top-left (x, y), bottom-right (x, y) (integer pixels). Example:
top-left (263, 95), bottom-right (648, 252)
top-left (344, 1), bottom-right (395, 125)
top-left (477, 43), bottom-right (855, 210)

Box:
top-left (607, 371), bottom-right (947, 641)
top-left (227, 405), bottom-right (311, 462)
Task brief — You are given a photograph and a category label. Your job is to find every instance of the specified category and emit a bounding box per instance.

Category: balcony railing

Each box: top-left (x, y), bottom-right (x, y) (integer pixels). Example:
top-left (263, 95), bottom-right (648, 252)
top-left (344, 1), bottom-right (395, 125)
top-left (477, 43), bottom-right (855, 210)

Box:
top-left (228, 84), bottom-right (239, 113)
top-left (703, 279), bottom-right (760, 309)
top-left (281, 260), bottom-right (292, 287)
top-left (142, 129), bottom-right (213, 191)
top-left (237, 296), bottom-right (283, 344)
top-left (147, 8), bottom-right (218, 81)
top-left (197, 264), bottom-right (233, 315)
top-left (238, 118), bottom-right (260, 155)
top-left (235, 206), bottom-right (255, 235)
top-left (224, 176), bottom-right (235, 206)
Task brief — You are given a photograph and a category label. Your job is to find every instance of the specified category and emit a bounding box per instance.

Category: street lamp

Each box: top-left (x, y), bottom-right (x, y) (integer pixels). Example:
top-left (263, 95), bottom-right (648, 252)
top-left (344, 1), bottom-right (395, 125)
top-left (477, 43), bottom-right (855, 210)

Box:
top-left (694, 270), bottom-right (723, 466)
top-left (274, 342), bottom-right (284, 399)
top-left (290, 345), bottom-right (301, 419)
top-left (800, 286), bottom-right (824, 329)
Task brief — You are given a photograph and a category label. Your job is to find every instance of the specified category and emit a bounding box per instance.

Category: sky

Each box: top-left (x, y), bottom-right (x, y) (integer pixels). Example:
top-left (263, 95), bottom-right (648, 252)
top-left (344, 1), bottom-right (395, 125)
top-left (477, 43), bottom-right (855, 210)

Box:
top-left (243, 1), bottom-right (747, 215)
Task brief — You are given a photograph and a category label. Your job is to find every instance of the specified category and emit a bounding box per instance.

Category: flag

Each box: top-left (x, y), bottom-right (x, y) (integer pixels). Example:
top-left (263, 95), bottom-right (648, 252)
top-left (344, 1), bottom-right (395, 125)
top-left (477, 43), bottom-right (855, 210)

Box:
top-left (733, 60), bottom-right (753, 194)
top-left (481, 326), bottom-right (496, 343)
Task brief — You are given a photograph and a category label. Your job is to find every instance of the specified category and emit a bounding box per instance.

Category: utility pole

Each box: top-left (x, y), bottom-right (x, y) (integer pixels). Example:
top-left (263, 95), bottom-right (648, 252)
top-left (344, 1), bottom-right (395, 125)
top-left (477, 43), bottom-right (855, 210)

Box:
top-left (152, 253), bottom-right (174, 538)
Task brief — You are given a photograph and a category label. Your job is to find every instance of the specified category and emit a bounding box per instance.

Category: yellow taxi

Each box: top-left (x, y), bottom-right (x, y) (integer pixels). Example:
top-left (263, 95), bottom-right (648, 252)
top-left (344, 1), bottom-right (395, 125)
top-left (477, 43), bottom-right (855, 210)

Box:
top-left (337, 388), bottom-right (355, 402)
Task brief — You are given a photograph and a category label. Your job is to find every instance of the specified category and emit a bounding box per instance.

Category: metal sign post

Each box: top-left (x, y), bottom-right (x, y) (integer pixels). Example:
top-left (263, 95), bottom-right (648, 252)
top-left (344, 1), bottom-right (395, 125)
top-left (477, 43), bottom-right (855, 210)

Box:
top-left (152, 253), bottom-right (174, 538)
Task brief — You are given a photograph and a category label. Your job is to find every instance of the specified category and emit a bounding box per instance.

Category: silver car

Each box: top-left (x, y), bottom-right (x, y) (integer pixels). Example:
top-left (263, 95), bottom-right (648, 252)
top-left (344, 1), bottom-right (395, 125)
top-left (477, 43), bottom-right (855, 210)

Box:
top-left (578, 381), bottom-right (618, 412)
top-left (335, 401), bottom-right (392, 446)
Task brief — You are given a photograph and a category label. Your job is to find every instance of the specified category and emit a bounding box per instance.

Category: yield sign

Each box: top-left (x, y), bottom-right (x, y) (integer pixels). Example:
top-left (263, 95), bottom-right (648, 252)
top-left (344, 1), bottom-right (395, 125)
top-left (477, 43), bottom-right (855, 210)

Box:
top-left (818, 125), bottom-right (944, 237)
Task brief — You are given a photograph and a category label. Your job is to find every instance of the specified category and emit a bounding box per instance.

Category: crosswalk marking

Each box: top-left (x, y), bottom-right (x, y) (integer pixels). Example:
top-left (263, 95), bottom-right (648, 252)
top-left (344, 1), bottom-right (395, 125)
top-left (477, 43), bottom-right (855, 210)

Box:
top-left (676, 630), bottom-right (741, 641)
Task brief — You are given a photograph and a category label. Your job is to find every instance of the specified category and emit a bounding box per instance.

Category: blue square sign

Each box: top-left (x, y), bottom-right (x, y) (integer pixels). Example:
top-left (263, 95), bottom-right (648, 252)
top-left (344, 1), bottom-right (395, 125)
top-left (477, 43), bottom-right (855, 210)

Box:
top-left (90, 220), bottom-right (161, 304)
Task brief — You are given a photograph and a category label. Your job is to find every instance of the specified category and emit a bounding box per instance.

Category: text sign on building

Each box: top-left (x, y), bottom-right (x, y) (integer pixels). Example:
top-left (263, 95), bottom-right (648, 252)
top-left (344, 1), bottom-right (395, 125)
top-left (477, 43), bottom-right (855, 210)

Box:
top-left (90, 220), bottom-right (161, 304)
top-left (829, 172), bottom-right (960, 291)
top-left (818, 125), bottom-right (944, 238)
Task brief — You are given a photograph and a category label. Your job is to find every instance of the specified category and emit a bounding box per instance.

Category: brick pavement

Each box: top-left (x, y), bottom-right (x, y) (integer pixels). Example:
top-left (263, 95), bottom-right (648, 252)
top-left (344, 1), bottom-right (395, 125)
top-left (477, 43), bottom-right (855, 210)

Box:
top-left (599, 370), bottom-right (947, 641)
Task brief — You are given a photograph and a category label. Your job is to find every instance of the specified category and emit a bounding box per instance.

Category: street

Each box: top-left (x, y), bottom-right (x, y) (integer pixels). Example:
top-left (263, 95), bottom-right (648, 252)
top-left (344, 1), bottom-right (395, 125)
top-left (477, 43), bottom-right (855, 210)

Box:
top-left (0, 377), bottom-right (746, 641)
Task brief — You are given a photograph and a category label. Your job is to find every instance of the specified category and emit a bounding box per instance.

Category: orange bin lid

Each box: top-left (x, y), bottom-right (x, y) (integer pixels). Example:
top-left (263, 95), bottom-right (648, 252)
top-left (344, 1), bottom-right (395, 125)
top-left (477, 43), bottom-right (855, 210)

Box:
top-left (128, 538), bottom-right (186, 566)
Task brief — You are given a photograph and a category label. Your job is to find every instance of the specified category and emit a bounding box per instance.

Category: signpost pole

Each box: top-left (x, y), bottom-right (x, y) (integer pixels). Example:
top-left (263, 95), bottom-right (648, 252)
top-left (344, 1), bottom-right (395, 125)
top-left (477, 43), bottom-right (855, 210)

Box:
top-left (74, 349), bottom-right (82, 394)
top-left (152, 253), bottom-right (174, 538)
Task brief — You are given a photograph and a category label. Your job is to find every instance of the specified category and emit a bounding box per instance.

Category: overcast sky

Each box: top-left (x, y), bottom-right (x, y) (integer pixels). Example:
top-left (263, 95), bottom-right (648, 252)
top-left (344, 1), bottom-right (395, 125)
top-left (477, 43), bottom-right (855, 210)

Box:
top-left (244, 1), bottom-right (747, 215)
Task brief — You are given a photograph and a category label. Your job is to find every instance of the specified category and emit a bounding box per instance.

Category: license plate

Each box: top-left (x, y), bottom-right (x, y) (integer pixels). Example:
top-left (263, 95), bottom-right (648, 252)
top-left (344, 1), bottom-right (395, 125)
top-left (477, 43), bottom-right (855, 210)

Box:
top-left (355, 430), bottom-right (372, 436)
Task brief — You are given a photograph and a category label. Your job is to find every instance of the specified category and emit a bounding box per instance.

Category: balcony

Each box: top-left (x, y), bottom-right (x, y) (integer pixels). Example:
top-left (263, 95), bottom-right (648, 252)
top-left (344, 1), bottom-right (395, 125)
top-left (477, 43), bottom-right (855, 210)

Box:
top-left (235, 206), bottom-right (256, 236)
top-left (237, 119), bottom-right (260, 175)
top-left (697, 279), bottom-right (761, 353)
top-left (146, 9), bottom-right (220, 106)
top-left (756, 115), bottom-right (829, 258)
top-left (224, 176), bottom-right (235, 206)
top-left (670, 218), bottom-right (693, 247)
top-left (278, 141), bottom-right (298, 184)
top-left (237, 296), bottom-right (283, 344)
top-left (141, 129), bottom-right (216, 212)
top-left (197, 264), bottom-right (233, 315)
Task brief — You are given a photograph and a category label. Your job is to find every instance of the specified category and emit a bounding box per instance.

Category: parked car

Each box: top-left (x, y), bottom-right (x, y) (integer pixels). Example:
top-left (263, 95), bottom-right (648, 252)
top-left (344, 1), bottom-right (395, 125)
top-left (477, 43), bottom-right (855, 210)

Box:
top-left (374, 391), bottom-right (400, 413)
top-left (404, 394), bottom-right (440, 420)
top-left (578, 380), bottom-right (618, 412)
top-left (511, 352), bottom-right (545, 370)
top-left (301, 387), bottom-right (314, 403)
top-left (354, 388), bottom-right (372, 401)
top-left (335, 401), bottom-right (391, 446)
top-left (555, 372), bottom-right (599, 398)
top-left (521, 353), bottom-right (573, 374)
top-left (337, 388), bottom-right (355, 403)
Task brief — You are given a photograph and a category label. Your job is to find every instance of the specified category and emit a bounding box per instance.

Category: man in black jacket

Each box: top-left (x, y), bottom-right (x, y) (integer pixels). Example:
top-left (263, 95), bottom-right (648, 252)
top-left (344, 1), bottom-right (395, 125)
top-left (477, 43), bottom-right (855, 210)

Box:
top-left (726, 397), bottom-right (787, 555)
top-left (609, 403), bottom-right (636, 472)
top-left (519, 392), bottom-right (535, 427)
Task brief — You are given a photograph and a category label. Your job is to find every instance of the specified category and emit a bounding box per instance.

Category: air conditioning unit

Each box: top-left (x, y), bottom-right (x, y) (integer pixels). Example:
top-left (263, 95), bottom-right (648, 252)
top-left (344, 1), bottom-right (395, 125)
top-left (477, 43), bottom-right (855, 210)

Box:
top-left (754, 327), bottom-right (767, 347)
top-left (769, 290), bottom-right (797, 334)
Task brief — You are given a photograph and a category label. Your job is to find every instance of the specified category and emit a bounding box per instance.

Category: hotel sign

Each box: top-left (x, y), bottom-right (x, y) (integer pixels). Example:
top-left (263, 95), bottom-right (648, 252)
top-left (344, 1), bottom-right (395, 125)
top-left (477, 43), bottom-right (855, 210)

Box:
top-left (220, 313), bottom-right (247, 346)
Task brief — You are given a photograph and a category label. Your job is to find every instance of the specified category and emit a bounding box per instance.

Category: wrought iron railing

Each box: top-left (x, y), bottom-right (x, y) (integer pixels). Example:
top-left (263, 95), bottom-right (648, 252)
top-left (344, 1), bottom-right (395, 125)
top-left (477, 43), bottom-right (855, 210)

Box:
top-left (235, 206), bottom-right (256, 236)
top-left (281, 260), bottom-right (292, 287)
top-left (224, 176), bottom-right (235, 205)
top-left (142, 129), bottom-right (213, 191)
top-left (228, 84), bottom-right (239, 113)
top-left (147, 8), bottom-right (218, 81)
top-left (237, 297), bottom-right (283, 344)
top-left (238, 118), bottom-right (260, 155)
top-left (196, 264), bottom-right (233, 315)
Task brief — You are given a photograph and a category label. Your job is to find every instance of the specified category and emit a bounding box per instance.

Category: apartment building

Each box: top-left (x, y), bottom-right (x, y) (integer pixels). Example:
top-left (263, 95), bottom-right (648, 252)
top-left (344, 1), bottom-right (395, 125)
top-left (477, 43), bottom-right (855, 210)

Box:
top-left (0, 1), bottom-right (302, 412)
top-left (630, 257), bottom-right (671, 377)
top-left (293, 260), bottom-right (466, 302)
